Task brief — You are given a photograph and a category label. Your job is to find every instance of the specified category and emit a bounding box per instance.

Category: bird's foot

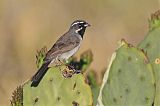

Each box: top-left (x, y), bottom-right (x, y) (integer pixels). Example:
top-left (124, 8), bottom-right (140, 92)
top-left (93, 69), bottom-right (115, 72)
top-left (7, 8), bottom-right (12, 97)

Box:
top-left (62, 69), bottom-right (74, 78)
top-left (67, 65), bottom-right (81, 74)
top-left (62, 65), bottom-right (81, 78)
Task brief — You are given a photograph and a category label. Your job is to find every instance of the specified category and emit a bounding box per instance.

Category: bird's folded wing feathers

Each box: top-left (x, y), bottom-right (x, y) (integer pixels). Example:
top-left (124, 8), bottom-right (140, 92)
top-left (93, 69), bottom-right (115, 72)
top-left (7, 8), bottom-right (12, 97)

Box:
top-left (44, 34), bottom-right (80, 61)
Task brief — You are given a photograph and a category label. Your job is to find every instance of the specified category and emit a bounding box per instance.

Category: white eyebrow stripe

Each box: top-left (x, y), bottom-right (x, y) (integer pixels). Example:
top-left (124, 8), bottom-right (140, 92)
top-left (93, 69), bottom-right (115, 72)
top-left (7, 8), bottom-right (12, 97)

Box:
top-left (79, 21), bottom-right (85, 23)
top-left (71, 21), bottom-right (85, 26)
top-left (71, 22), bottom-right (80, 26)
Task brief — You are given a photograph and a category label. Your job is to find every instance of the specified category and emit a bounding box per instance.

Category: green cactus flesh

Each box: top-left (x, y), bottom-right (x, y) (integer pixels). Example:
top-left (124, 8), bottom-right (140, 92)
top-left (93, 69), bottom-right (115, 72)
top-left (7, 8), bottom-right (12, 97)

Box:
top-left (87, 70), bottom-right (100, 106)
top-left (68, 49), bottom-right (93, 73)
top-left (138, 27), bottom-right (160, 106)
top-left (23, 66), bottom-right (92, 106)
top-left (149, 10), bottom-right (160, 31)
top-left (97, 40), bottom-right (155, 106)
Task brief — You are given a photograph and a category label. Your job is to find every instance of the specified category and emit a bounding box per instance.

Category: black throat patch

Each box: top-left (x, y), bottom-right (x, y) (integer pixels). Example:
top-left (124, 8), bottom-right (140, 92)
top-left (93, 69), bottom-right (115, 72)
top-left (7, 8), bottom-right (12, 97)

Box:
top-left (77, 27), bottom-right (86, 39)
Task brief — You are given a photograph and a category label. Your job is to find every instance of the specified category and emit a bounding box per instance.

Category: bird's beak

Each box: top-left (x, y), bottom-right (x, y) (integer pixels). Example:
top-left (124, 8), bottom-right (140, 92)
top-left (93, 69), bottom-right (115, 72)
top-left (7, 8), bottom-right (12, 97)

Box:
top-left (84, 23), bottom-right (91, 27)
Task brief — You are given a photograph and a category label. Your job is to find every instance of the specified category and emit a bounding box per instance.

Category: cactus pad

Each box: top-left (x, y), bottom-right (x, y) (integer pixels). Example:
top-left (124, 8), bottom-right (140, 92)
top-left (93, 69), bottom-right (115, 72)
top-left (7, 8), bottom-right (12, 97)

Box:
top-left (97, 40), bottom-right (155, 106)
top-left (87, 70), bottom-right (100, 106)
top-left (138, 10), bottom-right (160, 106)
top-left (23, 66), bottom-right (93, 106)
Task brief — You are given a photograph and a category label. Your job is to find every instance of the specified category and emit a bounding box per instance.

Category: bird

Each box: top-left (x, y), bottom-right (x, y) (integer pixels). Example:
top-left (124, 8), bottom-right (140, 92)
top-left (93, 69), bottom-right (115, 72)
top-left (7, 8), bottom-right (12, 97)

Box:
top-left (31, 19), bottom-right (90, 87)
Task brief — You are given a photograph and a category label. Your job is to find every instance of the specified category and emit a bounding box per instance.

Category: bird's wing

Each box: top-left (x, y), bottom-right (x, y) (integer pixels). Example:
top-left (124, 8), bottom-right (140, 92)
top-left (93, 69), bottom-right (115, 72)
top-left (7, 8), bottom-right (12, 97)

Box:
top-left (44, 34), bottom-right (80, 62)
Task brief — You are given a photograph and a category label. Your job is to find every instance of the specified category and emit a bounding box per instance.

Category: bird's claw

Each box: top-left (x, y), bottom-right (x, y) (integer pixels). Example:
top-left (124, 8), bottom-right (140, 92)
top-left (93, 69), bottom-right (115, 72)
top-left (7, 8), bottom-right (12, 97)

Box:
top-left (61, 65), bottom-right (81, 78)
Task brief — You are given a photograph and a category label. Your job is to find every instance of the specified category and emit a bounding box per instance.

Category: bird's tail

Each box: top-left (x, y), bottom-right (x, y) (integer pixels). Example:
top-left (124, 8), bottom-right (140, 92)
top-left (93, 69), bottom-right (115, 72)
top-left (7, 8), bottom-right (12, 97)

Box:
top-left (31, 61), bottom-right (51, 87)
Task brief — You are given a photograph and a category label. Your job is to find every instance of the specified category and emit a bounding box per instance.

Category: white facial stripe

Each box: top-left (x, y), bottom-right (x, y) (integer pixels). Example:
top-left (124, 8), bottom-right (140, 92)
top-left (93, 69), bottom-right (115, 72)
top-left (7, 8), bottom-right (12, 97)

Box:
top-left (75, 27), bottom-right (83, 33)
top-left (84, 24), bottom-right (88, 27)
top-left (71, 22), bottom-right (79, 26)
top-left (79, 21), bottom-right (85, 23)
top-left (71, 21), bottom-right (85, 26)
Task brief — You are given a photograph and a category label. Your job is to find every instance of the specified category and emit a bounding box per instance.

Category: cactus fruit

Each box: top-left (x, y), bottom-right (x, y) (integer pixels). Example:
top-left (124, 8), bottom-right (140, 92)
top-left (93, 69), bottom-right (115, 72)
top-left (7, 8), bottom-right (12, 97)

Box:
top-left (138, 10), bottom-right (160, 106)
top-left (97, 39), bottom-right (155, 106)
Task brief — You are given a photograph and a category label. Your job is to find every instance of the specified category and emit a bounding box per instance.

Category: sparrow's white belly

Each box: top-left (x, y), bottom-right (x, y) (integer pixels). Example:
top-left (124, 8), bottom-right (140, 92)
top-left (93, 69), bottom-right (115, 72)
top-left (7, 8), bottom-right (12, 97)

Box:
top-left (59, 45), bottom-right (80, 60)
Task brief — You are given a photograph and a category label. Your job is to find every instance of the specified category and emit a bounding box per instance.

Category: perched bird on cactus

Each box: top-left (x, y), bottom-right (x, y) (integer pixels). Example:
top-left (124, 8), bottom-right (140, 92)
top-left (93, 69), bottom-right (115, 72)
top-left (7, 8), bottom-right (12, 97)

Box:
top-left (31, 20), bottom-right (90, 87)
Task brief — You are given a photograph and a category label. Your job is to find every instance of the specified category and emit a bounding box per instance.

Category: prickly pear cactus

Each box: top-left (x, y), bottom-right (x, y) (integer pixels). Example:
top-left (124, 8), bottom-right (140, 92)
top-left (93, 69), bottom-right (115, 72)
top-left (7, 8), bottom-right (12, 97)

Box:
top-left (10, 86), bottom-right (23, 106)
top-left (138, 10), bottom-right (160, 106)
top-left (69, 49), bottom-right (93, 72)
top-left (148, 10), bottom-right (160, 31)
top-left (97, 39), bottom-right (155, 106)
top-left (11, 47), bottom-right (93, 106)
top-left (35, 46), bottom-right (47, 69)
top-left (23, 66), bottom-right (92, 106)
top-left (87, 70), bottom-right (100, 106)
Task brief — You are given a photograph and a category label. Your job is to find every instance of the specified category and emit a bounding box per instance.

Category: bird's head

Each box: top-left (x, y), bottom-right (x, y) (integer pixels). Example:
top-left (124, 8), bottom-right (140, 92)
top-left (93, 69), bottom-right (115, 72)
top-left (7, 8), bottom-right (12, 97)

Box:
top-left (70, 20), bottom-right (90, 38)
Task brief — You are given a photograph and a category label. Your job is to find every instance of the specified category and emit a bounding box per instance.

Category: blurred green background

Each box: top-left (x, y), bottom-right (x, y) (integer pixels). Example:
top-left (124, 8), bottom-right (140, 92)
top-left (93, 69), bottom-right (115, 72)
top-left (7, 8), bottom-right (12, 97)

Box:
top-left (0, 0), bottom-right (159, 105)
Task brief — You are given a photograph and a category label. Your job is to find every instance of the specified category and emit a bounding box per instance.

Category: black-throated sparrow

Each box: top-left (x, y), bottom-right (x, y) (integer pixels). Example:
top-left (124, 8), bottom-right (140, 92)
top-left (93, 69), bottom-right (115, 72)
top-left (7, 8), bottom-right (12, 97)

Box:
top-left (31, 20), bottom-right (90, 87)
